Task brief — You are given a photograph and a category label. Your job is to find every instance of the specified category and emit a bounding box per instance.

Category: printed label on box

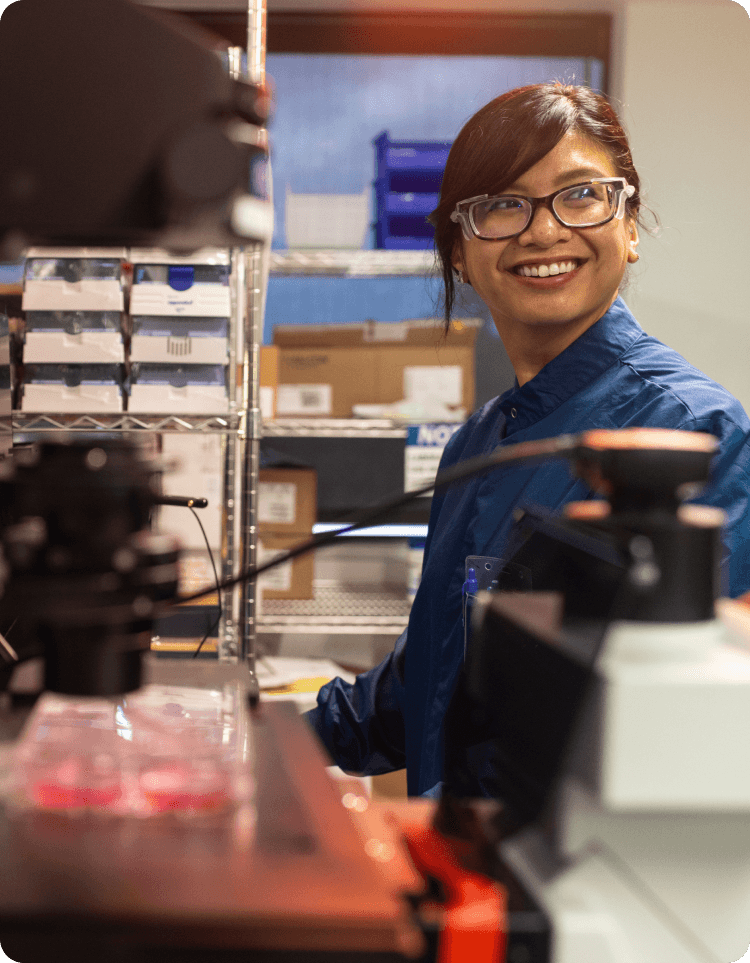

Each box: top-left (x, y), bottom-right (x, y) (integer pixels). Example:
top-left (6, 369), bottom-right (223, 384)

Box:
top-left (363, 322), bottom-right (408, 343)
top-left (405, 423), bottom-right (463, 495)
top-left (258, 482), bottom-right (297, 526)
top-left (259, 385), bottom-right (275, 421)
top-left (276, 384), bottom-right (332, 416)
top-left (404, 365), bottom-right (462, 406)
top-left (258, 542), bottom-right (293, 592)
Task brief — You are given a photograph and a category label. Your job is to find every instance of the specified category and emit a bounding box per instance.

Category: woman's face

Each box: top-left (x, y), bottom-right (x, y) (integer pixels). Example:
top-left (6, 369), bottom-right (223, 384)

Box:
top-left (452, 131), bottom-right (639, 344)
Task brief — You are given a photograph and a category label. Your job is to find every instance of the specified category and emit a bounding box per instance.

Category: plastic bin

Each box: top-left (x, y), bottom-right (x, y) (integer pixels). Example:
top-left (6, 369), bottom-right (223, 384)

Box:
top-left (130, 254), bottom-right (231, 319)
top-left (128, 363), bottom-right (229, 413)
top-left (382, 191), bottom-right (440, 215)
top-left (285, 187), bottom-right (370, 249)
top-left (21, 363), bottom-right (125, 412)
top-left (23, 251), bottom-right (125, 312)
top-left (372, 132), bottom-right (451, 250)
top-left (24, 310), bottom-right (125, 364)
top-left (373, 131), bottom-right (452, 177)
top-left (130, 316), bottom-right (229, 364)
top-left (374, 214), bottom-right (436, 250)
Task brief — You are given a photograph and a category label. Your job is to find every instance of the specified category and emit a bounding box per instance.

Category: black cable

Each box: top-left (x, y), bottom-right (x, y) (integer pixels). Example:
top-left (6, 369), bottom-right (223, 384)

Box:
top-left (183, 505), bottom-right (222, 658)
top-left (173, 433), bottom-right (581, 609)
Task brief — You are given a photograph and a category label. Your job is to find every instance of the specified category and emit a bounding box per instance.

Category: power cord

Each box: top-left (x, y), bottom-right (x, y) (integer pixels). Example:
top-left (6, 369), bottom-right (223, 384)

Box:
top-left (154, 502), bottom-right (223, 659)
top-left (187, 506), bottom-right (222, 659)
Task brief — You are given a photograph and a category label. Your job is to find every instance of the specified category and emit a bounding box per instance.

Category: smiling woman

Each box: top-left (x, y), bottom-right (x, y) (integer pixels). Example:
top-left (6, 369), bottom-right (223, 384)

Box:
top-left (306, 83), bottom-right (750, 799)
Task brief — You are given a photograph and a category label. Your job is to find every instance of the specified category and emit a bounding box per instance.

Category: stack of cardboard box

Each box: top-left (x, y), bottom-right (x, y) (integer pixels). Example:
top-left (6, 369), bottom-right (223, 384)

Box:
top-left (257, 466), bottom-right (317, 600)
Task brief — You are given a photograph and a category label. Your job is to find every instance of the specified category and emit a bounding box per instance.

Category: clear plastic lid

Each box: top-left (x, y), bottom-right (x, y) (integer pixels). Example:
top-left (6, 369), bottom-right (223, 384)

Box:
top-left (25, 311), bottom-right (123, 334)
top-left (133, 264), bottom-right (230, 287)
top-left (24, 363), bottom-right (124, 386)
top-left (24, 258), bottom-right (123, 283)
top-left (130, 363), bottom-right (227, 388)
top-left (131, 316), bottom-right (228, 338)
top-left (9, 687), bottom-right (253, 820)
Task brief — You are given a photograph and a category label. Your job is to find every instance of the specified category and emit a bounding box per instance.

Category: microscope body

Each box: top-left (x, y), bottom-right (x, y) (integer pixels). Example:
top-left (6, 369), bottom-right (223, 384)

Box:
top-left (495, 602), bottom-right (750, 963)
top-left (447, 432), bottom-right (750, 962)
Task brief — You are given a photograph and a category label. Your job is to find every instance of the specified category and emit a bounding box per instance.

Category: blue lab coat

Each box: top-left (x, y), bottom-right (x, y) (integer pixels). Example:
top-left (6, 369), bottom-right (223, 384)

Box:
top-left (305, 297), bottom-right (750, 796)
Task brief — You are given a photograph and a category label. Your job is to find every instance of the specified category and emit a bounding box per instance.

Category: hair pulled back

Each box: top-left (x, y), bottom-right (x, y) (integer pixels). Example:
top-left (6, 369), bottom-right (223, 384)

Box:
top-left (430, 83), bottom-right (642, 328)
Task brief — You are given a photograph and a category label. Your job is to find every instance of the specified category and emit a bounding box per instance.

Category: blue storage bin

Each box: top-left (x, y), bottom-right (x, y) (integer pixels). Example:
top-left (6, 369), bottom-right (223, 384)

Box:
top-left (383, 191), bottom-right (440, 215)
top-left (373, 131), bottom-right (452, 176)
top-left (374, 215), bottom-right (436, 250)
top-left (373, 132), bottom-right (450, 250)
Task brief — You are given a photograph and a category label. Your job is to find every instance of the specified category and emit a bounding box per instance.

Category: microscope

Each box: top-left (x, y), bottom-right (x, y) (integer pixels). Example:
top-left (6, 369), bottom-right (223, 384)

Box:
top-left (438, 428), bottom-right (750, 963)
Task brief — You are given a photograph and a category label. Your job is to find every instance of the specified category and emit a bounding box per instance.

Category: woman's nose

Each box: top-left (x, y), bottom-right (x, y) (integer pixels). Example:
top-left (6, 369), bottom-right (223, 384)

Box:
top-left (517, 203), bottom-right (572, 247)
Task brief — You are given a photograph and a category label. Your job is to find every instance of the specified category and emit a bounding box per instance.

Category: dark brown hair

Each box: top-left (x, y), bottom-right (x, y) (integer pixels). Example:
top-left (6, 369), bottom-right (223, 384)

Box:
top-left (430, 83), bottom-right (644, 328)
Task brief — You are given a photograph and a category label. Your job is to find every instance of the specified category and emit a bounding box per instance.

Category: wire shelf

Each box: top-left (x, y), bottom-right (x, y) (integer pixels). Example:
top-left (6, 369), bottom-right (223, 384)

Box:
top-left (261, 418), bottom-right (407, 439)
top-left (9, 412), bottom-right (242, 433)
top-left (269, 248), bottom-right (436, 277)
top-left (258, 581), bottom-right (410, 634)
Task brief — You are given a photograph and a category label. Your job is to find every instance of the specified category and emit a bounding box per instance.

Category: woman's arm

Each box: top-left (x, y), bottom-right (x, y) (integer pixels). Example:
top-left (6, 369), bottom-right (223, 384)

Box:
top-left (304, 629), bottom-right (408, 775)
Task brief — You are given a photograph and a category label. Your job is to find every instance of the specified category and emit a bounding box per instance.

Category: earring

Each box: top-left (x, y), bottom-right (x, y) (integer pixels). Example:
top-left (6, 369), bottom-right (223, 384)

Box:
top-left (629, 251), bottom-right (640, 263)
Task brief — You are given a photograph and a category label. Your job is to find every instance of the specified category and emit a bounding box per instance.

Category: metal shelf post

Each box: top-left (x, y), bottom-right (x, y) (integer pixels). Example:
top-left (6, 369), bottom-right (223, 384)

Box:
top-left (238, 0), bottom-right (268, 680)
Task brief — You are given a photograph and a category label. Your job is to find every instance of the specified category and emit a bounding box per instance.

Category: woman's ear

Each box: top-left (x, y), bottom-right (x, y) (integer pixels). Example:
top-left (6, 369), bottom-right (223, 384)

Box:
top-left (452, 241), bottom-right (466, 282)
top-left (627, 220), bottom-right (640, 263)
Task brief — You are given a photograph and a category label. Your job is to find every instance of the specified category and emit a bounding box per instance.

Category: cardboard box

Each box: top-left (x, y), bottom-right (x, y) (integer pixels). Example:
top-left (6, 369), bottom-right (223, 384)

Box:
top-left (257, 465), bottom-right (316, 600)
top-left (258, 466), bottom-right (317, 537)
top-left (257, 533), bottom-right (314, 600)
top-left (273, 318), bottom-right (480, 418)
top-left (259, 345), bottom-right (278, 421)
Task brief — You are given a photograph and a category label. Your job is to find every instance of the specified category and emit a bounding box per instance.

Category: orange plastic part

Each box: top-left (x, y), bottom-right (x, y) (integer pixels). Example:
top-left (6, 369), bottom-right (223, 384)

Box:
top-left (401, 822), bottom-right (508, 963)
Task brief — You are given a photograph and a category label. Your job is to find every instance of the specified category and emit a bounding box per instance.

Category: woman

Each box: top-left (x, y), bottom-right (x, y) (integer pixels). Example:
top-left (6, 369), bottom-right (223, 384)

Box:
top-left (306, 84), bottom-right (750, 797)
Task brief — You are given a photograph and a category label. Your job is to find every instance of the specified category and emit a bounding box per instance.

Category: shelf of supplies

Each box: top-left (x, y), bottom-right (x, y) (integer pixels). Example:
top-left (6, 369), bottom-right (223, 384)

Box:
top-left (258, 581), bottom-right (410, 635)
top-left (8, 412), bottom-right (241, 433)
top-left (269, 249), bottom-right (436, 277)
top-left (262, 418), bottom-right (407, 439)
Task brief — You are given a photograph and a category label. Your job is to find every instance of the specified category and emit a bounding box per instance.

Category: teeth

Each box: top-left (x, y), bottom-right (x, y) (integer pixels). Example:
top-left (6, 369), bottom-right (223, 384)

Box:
top-left (516, 260), bottom-right (578, 278)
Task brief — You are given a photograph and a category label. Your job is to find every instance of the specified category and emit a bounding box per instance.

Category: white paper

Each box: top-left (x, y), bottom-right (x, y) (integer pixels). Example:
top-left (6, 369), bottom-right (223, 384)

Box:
top-left (276, 383), bottom-right (332, 416)
top-left (257, 541), bottom-right (293, 593)
top-left (258, 481), bottom-right (297, 526)
top-left (259, 385), bottom-right (275, 421)
top-left (363, 322), bottom-right (408, 342)
top-left (405, 446), bottom-right (445, 494)
top-left (404, 365), bottom-right (462, 406)
top-left (159, 434), bottom-right (223, 550)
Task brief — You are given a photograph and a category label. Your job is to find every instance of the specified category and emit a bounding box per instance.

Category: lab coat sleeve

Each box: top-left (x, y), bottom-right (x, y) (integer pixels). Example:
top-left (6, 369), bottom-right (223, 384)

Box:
top-left (692, 412), bottom-right (750, 598)
top-left (304, 628), bottom-right (408, 775)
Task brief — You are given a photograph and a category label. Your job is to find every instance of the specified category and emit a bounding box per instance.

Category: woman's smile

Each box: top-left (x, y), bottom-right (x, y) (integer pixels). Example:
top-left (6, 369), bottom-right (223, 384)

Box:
top-left (508, 258), bottom-right (586, 288)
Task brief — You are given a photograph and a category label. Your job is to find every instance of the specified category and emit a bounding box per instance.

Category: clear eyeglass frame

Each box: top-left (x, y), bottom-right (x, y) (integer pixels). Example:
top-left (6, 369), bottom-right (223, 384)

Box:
top-left (450, 177), bottom-right (636, 241)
